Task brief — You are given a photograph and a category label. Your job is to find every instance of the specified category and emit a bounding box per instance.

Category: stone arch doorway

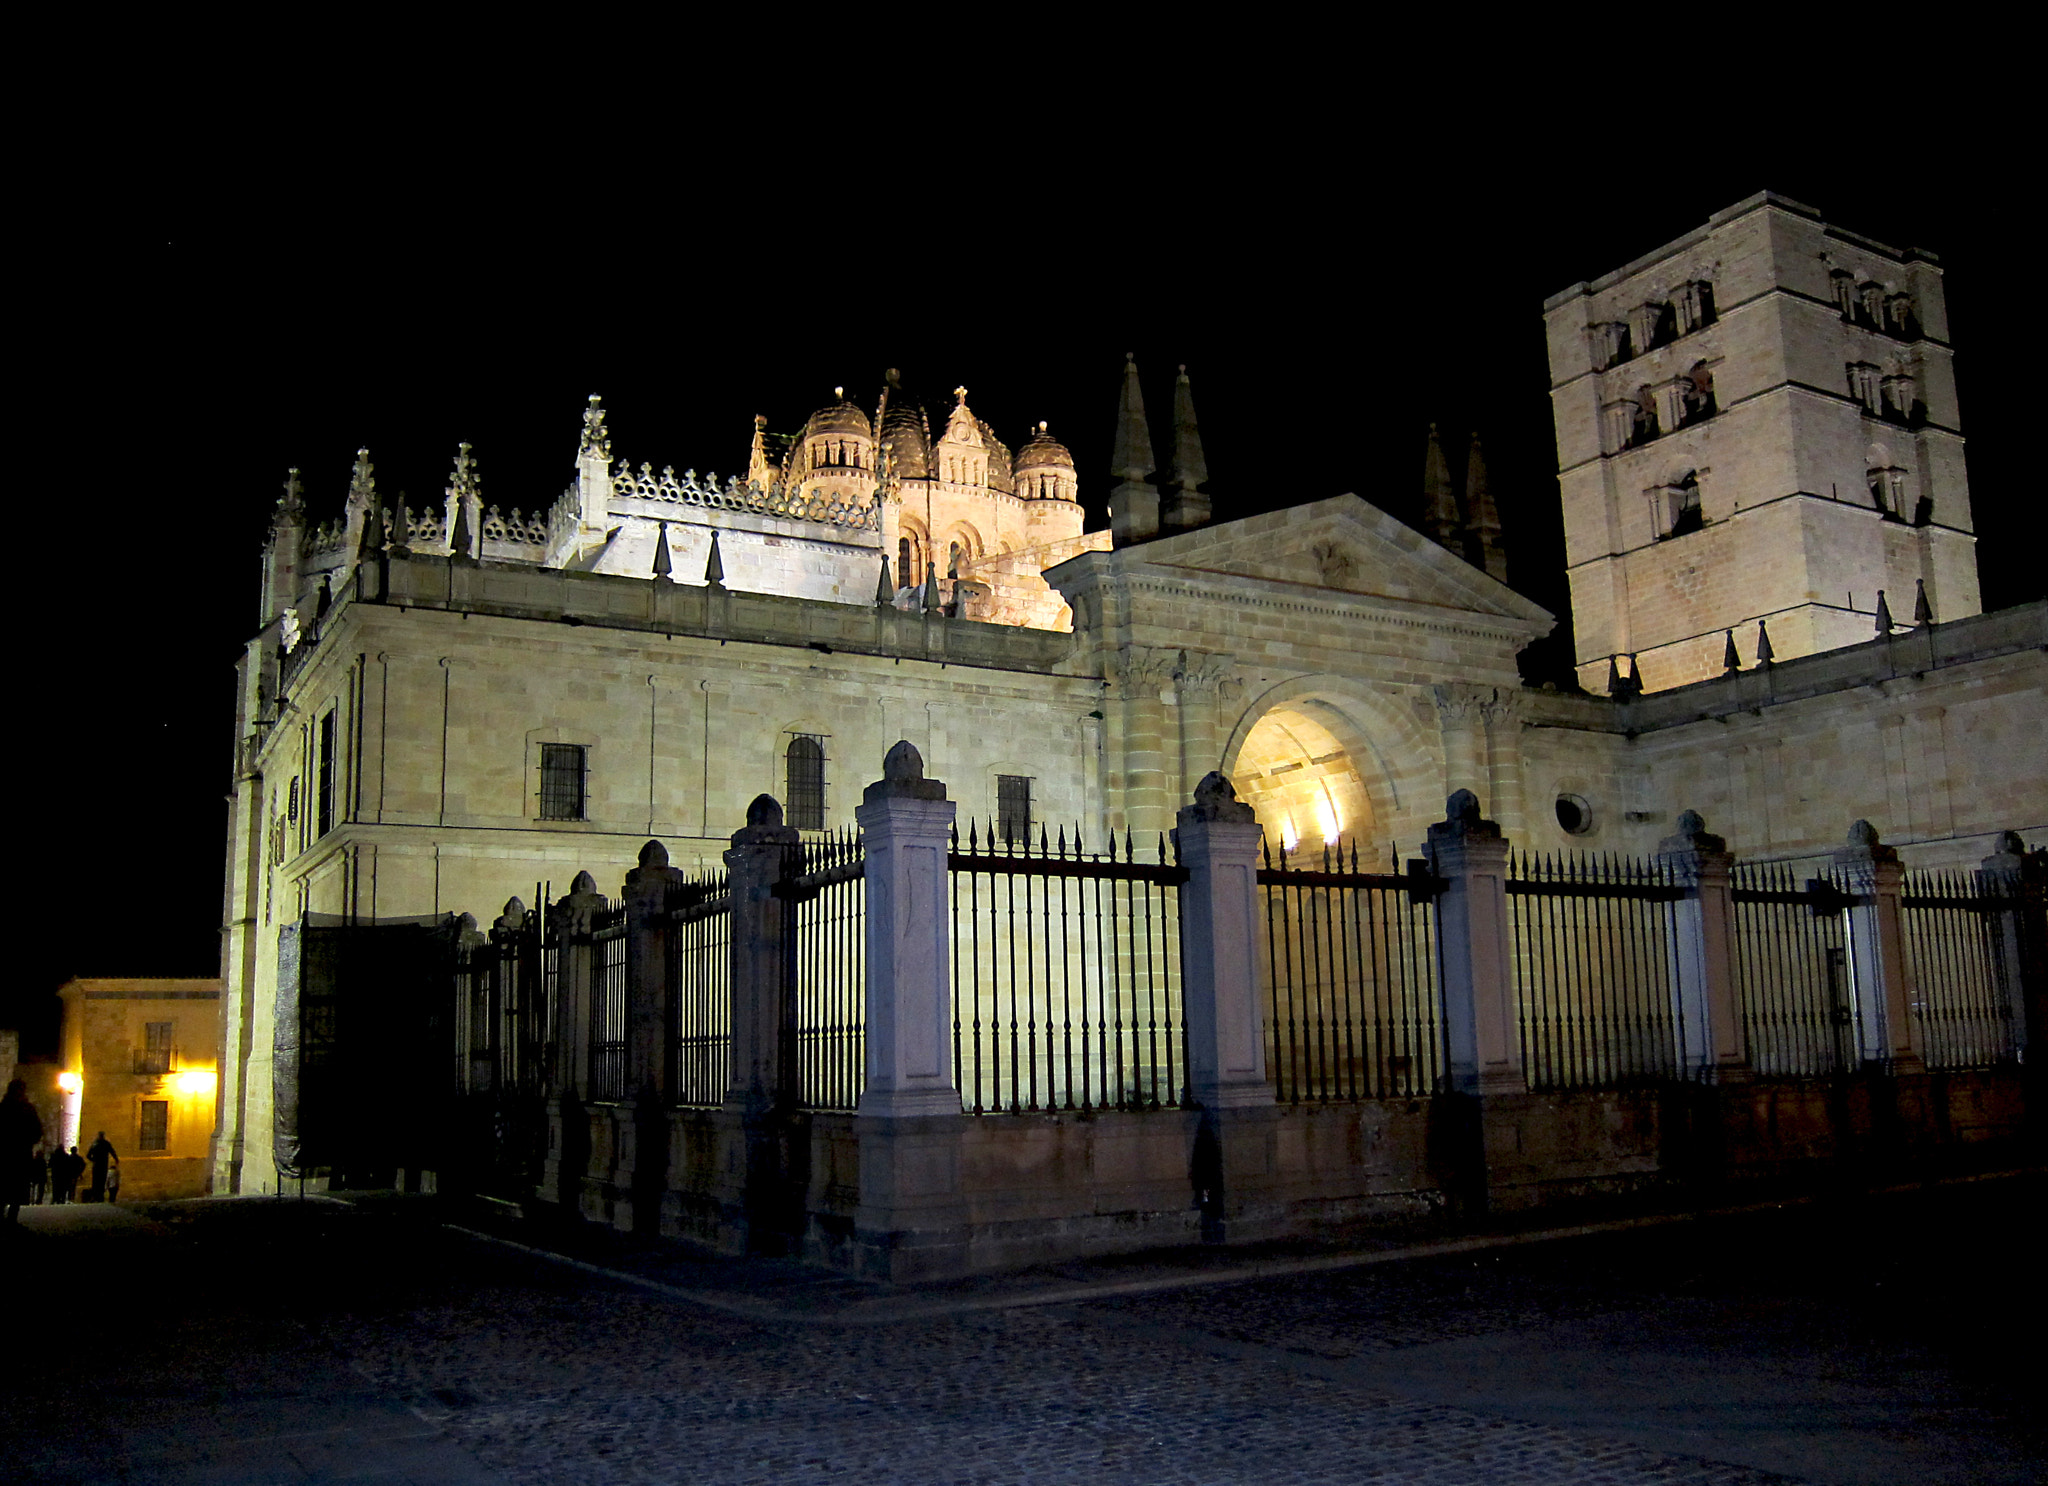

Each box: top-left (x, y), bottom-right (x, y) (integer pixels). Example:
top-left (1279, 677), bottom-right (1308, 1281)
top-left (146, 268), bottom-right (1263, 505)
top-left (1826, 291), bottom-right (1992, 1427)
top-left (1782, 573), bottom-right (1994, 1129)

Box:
top-left (1220, 679), bottom-right (1440, 866)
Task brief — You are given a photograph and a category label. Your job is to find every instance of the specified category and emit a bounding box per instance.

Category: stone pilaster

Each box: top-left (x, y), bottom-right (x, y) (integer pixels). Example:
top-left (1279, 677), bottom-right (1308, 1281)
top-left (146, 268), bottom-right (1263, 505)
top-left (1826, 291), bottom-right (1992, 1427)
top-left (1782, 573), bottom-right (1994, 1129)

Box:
top-left (1978, 832), bottom-right (2041, 1061)
top-left (1177, 773), bottom-right (1271, 1109)
top-left (1426, 790), bottom-right (1523, 1094)
top-left (855, 742), bottom-right (960, 1118)
top-left (1173, 652), bottom-right (1231, 808)
top-left (1113, 647), bottom-right (1177, 839)
top-left (1834, 820), bottom-right (1922, 1072)
top-left (543, 871), bottom-right (606, 1212)
top-left (1433, 684), bottom-right (1487, 815)
top-left (1478, 689), bottom-right (1527, 838)
top-left (1656, 812), bottom-right (1747, 1080)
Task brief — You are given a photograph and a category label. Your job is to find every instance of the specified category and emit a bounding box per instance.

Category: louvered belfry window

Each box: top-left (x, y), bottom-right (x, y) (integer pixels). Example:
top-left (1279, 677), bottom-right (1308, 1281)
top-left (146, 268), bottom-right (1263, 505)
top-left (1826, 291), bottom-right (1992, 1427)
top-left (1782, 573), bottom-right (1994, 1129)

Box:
top-left (785, 735), bottom-right (826, 830)
top-left (540, 744), bottom-right (586, 821)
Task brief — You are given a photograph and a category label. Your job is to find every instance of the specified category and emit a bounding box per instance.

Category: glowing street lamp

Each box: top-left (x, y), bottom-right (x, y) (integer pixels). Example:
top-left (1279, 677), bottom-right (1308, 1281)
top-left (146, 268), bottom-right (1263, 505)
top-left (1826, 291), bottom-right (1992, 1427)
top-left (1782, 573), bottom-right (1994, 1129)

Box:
top-left (57, 1071), bottom-right (82, 1095)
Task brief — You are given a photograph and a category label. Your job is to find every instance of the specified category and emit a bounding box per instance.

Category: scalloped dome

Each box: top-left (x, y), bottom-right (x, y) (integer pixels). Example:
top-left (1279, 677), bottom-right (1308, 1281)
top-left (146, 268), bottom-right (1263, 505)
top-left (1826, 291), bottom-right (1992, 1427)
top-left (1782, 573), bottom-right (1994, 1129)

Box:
top-left (1014, 423), bottom-right (1074, 472)
top-left (805, 397), bottom-right (874, 440)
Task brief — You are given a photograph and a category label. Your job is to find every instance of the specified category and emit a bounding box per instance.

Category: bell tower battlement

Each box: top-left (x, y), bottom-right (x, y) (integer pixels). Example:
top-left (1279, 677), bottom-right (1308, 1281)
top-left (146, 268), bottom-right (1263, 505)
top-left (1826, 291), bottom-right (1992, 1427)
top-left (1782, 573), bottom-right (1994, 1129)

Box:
top-left (1544, 192), bottom-right (1979, 694)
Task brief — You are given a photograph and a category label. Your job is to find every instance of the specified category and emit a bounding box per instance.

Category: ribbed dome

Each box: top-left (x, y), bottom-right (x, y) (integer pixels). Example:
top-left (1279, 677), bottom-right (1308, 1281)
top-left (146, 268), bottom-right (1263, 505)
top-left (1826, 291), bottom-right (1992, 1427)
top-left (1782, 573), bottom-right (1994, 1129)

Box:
top-left (1014, 422), bottom-right (1074, 472)
top-left (805, 395), bottom-right (874, 440)
top-left (879, 401), bottom-right (931, 480)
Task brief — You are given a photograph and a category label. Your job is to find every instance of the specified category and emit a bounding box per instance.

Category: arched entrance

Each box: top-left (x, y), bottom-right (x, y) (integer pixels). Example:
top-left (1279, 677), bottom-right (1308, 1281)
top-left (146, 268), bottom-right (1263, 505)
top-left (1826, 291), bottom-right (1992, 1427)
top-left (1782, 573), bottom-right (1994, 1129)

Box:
top-left (1231, 705), bottom-right (1375, 859)
top-left (1220, 678), bottom-right (1441, 866)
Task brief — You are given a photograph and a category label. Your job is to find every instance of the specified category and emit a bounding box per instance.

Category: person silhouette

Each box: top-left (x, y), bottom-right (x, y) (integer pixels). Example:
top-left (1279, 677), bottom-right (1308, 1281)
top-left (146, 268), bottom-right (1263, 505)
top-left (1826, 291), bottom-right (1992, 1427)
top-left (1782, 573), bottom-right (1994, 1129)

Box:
top-left (54, 1145), bottom-right (83, 1203)
top-left (86, 1132), bottom-right (117, 1203)
top-left (1, 1079), bottom-right (41, 1223)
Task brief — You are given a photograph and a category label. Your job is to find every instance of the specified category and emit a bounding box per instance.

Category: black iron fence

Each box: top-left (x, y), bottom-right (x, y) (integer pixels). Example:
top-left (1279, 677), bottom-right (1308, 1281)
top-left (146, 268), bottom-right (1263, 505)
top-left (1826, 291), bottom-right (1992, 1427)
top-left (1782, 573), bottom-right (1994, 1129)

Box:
top-left (949, 824), bottom-right (1187, 1114)
top-left (588, 900), bottom-right (628, 1102)
top-left (1731, 862), bottom-right (1854, 1077)
top-left (668, 868), bottom-right (734, 1107)
top-left (1902, 867), bottom-right (2021, 1069)
top-left (1507, 852), bottom-right (1687, 1089)
top-left (1258, 842), bottom-right (1446, 1102)
top-left (785, 832), bottom-right (866, 1111)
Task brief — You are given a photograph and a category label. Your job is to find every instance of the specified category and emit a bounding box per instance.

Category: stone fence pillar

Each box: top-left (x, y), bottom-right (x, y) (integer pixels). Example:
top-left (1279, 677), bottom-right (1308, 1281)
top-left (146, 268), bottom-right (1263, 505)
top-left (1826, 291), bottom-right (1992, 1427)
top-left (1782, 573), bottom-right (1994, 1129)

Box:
top-left (1177, 772), bottom-right (1270, 1109)
top-left (1980, 831), bottom-right (2044, 1062)
top-left (624, 841), bottom-right (686, 1102)
top-left (1427, 789), bottom-right (1523, 1094)
top-left (550, 871), bottom-right (606, 1101)
top-left (724, 796), bottom-right (800, 1115)
top-left (1835, 820), bottom-right (1922, 1073)
top-left (1657, 811), bottom-right (1747, 1080)
top-left (855, 742), bottom-right (960, 1117)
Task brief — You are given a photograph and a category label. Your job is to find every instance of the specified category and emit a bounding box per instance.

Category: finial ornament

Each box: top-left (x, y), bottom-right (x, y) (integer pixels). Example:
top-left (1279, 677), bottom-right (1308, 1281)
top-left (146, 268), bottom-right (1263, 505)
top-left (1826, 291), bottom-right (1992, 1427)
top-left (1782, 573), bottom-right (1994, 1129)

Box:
top-left (1756, 619), bottom-right (1775, 664)
top-left (652, 521), bottom-right (674, 579)
top-left (446, 442), bottom-right (480, 559)
top-left (1423, 425), bottom-right (1461, 549)
top-left (875, 555), bottom-right (894, 606)
top-left (1913, 578), bottom-right (1933, 627)
top-left (704, 529), bottom-right (725, 587)
top-left (1187, 771), bottom-right (1255, 823)
top-left (580, 394), bottom-right (611, 462)
top-left (277, 468), bottom-right (306, 518)
top-left (1723, 629), bottom-right (1740, 674)
top-left (1874, 589), bottom-right (1895, 636)
top-left (953, 385), bottom-right (968, 404)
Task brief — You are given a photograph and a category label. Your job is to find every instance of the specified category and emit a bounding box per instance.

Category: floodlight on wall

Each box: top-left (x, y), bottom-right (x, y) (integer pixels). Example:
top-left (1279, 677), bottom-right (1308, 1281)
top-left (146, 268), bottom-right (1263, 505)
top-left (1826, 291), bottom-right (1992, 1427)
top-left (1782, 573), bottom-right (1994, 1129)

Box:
top-left (1316, 791), bottom-right (1341, 845)
top-left (57, 1071), bottom-right (81, 1094)
top-left (175, 1069), bottom-right (217, 1097)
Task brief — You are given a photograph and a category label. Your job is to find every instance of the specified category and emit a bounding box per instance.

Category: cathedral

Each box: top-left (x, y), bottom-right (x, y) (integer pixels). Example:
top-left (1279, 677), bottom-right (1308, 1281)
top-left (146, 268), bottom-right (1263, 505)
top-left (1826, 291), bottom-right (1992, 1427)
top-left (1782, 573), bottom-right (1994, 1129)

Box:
top-left (213, 192), bottom-right (2045, 1195)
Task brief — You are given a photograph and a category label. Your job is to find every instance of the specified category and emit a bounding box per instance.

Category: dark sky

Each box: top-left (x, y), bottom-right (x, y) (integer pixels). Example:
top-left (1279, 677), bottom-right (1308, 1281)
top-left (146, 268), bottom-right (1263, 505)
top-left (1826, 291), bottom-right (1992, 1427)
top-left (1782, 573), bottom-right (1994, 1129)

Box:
top-left (15, 113), bottom-right (2025, 1052)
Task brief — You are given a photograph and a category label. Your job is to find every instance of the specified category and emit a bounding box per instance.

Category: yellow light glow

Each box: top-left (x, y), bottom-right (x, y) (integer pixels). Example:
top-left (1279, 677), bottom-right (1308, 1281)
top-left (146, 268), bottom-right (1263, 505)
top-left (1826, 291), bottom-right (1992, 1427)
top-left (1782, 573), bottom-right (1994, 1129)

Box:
top-left (57, 1071), bottom-right (81, 1095)
top-left (1316, 794), bottom-right (1341, 845)
top-left (175, 1069), bottom-right (218, 1097)
top-left (1281, 817), bottom-right (1300, 852)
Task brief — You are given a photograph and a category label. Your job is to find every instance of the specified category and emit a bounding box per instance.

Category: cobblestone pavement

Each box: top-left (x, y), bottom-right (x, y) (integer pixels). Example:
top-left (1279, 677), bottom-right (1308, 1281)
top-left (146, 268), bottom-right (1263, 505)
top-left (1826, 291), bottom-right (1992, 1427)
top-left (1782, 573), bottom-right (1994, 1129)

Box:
top-left (3, 1177), bottom-right (2041, 1485)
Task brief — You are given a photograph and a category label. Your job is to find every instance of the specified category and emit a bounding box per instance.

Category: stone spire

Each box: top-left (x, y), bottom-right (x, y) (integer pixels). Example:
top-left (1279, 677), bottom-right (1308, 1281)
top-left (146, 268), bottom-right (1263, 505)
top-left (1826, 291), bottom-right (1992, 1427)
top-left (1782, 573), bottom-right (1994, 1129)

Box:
top-left (704, 530), bottom-right (725, 588)
top-left (1463, 433), bottom-right (1507, 583)
top-left (1722, 629), bottom-right (1740, 674)
top-left (875, 555), bottom-right (894, 607)
top-left (922, 561), bottom-right (941, 614)
top-left (1163, 364), bottom-right (1211, 533)
top-left (1111, 353), bottom-right (1155, 484)
top-left (1109, 353), bottom-right (1160, 547)
top-left (1423, 425), bottom-right (1462, 551)
top-left (1913, 578), bottom-right (1933, 626)
top-left (446, 443), bottom-right (481, 561)
top-left (652, 521), bottom-right (673, 579)
top-left (1874, 589), bottom-right (1895, 635)
top-left (1755, 619), bottom-right (1775, 665)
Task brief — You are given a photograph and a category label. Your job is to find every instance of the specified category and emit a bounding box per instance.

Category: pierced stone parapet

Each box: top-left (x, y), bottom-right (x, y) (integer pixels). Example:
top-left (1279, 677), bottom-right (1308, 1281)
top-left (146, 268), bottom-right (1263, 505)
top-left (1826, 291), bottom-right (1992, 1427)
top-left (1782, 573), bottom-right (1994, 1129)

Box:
top-left (608, 458), bottom-right (879, 532)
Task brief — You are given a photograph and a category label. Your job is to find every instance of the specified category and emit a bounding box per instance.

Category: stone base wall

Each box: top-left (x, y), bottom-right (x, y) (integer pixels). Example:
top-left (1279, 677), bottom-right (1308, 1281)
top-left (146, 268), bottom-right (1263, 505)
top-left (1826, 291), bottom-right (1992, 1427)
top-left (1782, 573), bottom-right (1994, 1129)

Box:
top-left (541, 1067), bottom-right (2026, 1280)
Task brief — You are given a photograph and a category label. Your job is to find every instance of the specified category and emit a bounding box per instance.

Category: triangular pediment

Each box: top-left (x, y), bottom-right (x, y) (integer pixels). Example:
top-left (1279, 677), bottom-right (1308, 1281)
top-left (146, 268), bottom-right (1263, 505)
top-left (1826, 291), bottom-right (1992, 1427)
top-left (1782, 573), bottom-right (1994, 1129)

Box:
top-left (1060, 494), bottom-right (1552, 628)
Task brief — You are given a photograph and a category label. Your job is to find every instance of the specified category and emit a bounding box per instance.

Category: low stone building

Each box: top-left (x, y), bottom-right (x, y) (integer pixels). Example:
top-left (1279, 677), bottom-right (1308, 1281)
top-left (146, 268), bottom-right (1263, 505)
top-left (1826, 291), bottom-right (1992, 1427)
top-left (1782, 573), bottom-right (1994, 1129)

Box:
top-left (56, 978), bottom-right (222, 1200)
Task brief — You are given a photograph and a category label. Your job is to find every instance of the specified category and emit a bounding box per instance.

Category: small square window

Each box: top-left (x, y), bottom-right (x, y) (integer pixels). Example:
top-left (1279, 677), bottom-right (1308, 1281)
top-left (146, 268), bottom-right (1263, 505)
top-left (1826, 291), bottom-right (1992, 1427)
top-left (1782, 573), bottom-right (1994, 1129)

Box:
top-left (540, 744), bottom-right (586, 821)
top-left (997, 775), bottom-right (1033, 843)
top-left (140, 1101), bottom-right (169, 1152)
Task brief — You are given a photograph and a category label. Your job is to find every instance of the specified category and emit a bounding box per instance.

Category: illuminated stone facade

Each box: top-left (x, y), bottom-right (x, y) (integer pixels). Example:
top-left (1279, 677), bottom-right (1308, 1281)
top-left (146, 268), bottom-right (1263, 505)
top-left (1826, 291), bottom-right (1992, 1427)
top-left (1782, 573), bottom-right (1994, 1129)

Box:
top-left (212, 202), bottom-right (2046, 1195)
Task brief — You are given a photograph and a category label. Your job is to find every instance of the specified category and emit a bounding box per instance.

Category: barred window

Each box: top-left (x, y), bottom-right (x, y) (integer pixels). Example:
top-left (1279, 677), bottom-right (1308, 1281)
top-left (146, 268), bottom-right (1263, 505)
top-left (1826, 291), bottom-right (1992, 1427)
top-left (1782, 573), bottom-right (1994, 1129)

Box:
top-left (139, 1101), bottom-right (168, 1152)
top-left (785, 735), bottom-right (826, 830)
top-left (997, 775), bottom-right (1033, 843)
top-left (540, 744), bottom-right (586, 821)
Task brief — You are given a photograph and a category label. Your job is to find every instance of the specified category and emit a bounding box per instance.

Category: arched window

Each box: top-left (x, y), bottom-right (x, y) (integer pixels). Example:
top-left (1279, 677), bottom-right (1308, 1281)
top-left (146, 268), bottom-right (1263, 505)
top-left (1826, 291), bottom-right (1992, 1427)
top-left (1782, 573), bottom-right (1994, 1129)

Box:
top-left (948, 542), bottom-right (963, 579)
top-left (897, 537), bottom-right (913, 588)
top-left (784, 735), bottom-right (826, 830)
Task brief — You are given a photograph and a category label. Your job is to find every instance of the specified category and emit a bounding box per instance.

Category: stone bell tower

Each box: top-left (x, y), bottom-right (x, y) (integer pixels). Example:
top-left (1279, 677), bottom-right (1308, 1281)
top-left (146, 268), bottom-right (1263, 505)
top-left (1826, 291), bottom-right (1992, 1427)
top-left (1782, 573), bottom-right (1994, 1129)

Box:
top-left (1543, 192), bottom-right (1979, 694)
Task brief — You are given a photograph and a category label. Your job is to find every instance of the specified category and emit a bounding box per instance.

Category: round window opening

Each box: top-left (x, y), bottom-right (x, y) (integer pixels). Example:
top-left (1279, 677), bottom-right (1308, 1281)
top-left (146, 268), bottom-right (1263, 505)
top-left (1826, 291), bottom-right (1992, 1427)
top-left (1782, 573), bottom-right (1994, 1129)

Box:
top-left (1555, 794), bottom-right (1593, 835)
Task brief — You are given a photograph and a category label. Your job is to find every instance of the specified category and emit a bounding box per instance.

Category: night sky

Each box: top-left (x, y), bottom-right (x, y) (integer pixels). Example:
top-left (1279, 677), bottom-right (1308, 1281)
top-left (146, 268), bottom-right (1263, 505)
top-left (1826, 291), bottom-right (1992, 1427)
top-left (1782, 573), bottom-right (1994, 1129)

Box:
top-left (17, 120), bottom-right (2025, 1055)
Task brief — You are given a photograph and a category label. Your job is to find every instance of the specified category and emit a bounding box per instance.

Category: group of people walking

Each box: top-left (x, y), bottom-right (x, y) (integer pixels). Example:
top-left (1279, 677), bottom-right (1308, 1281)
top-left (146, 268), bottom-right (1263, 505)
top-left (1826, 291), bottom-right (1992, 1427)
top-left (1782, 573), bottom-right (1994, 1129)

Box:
top-left (3, 1080), bottom-right (119, 1222)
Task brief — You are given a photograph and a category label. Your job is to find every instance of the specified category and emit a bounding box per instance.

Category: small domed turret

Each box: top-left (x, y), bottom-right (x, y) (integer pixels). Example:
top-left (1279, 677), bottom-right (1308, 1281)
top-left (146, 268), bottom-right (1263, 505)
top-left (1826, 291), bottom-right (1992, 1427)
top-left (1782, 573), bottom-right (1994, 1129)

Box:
top-left (799, 388), bottom-right (879, 505)
top-left (1014, 421), bottom-right (1078, 503)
